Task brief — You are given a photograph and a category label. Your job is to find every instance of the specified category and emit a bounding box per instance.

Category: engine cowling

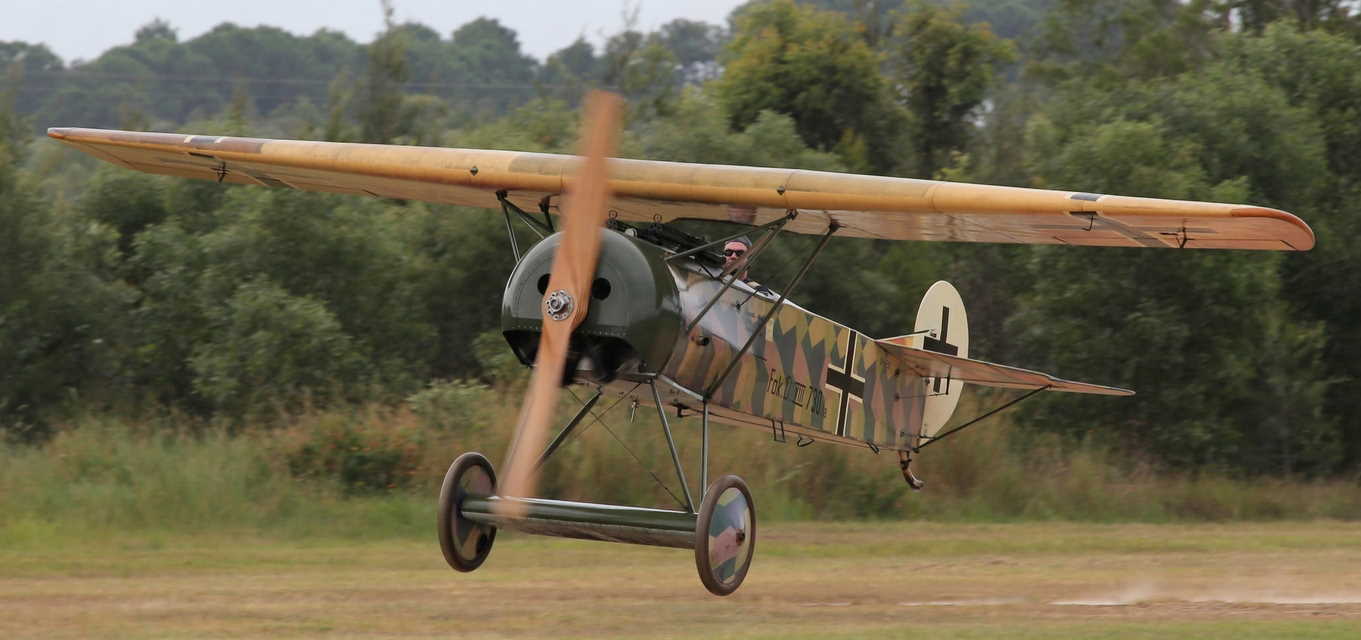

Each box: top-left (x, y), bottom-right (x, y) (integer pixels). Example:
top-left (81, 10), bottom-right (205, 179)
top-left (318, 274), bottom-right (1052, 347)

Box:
top-left (501, 228), bottom-right (684, 382)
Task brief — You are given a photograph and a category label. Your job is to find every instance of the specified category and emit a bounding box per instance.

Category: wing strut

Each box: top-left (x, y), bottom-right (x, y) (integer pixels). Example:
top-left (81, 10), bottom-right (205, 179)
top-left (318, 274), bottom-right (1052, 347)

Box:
top-left (497, 190), bottom-right (551, 240)
top-left (497, 192), bottom-right (525, 262)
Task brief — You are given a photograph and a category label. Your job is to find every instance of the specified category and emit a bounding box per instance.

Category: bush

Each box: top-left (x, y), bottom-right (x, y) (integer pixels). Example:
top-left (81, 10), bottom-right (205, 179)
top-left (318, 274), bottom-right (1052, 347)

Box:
top-left (405, 379), bottom-right (492, 433)
top-left (189, 280), bottom-right (368, 415)
top-left (282, 409), bottom-right (424, 494)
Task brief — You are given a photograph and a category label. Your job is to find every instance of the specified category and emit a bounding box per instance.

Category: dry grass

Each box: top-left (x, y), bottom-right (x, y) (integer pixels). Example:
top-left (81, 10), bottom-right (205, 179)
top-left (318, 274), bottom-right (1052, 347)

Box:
top-left (3, 521), bottom-right (1361, 639)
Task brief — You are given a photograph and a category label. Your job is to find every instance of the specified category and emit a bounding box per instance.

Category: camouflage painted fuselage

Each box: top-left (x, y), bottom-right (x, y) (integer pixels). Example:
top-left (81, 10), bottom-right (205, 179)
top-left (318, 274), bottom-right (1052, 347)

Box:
top-left (654, 262), bottom-right (926, 452)
top-left (502, 228), bottom-right (926, 452)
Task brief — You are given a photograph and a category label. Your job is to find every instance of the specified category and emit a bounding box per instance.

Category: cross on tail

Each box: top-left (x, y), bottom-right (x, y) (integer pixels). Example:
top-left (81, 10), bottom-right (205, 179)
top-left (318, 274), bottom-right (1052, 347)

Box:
top-left (922, 306), bottom-right (960, 393)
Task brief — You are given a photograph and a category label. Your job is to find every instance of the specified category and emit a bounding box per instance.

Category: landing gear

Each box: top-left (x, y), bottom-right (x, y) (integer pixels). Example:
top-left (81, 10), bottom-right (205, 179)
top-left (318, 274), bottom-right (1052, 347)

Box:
top-left (694, 474), bottom-right (756, 596)
top-left (436, 388), bottom-right (759, 596)
top-left (437, 452), bottom-right (498, 572)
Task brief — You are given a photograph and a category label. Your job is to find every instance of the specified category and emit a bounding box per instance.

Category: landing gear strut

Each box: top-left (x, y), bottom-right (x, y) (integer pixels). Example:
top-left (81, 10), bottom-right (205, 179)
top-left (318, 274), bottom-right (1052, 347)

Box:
top-left (436, 383), bottom-right (760, 596)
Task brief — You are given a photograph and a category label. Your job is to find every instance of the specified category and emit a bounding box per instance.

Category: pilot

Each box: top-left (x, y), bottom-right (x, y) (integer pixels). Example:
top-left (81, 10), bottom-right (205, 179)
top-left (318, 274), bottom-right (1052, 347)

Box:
top-left (723, 237), bottom-right (771, 295)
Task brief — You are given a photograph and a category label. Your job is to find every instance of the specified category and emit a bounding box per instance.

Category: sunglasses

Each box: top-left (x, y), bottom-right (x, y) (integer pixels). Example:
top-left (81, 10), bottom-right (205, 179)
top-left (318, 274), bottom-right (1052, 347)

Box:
top-left (724, 249), bottom-right (746, 257)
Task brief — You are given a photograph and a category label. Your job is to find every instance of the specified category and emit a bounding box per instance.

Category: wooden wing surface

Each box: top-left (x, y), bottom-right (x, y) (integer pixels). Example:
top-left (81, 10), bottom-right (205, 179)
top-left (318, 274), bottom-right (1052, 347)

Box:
top-left (48, 128), bottom-right (1314, 250)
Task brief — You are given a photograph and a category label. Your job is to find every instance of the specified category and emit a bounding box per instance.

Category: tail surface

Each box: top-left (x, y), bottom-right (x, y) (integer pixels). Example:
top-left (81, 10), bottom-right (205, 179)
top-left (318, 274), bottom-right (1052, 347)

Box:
top-left (880, 281), bottom-right (970, 438)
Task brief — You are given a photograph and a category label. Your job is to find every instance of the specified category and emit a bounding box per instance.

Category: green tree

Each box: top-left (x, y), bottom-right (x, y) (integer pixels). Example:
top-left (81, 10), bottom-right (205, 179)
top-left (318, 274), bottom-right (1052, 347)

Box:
top-left (126, 220), bottom-right (216, 405)
top-left (1009, 79), bottom-right (1336, 471)
top-left (0, 142), bottom-right (133, 437)
top-left (403, 18), bottom-right (539, 119)
top-left (632, 88), bottom-right (843, 170)
top-left (791, 0), bottom-right (900, 46)
top-left (196, 189), bottom-right (436, 393)
top-left (447, 18), bottom-right (538, 87)
top-left (716, 0), bottom-right (900, 171)
top-left (0, 41), bottom-right (63, 75)
top-left (961, 0), bottom-right (1057, 41)
top-left (1218, 23), bottom-right (1361, 200)
top-left (119, 185), bottom-right (445, 413)
top-left (400, 206), bottom-right (518, 380)
top-left (1214, 24), bottom-right (1361, 466)
top-left (77, 167), bottom-right (170, 259)
top-left (358, 1), bottom-right (408, 144)
top-left (887, 1), bottom-right (1016, 176)
top-left (534, 20), bottom-right (719, 114)
top-left (189, 279), bottom-right (368, 416)
top-left (450, 97), bottom-right (579, 153)
top-left (0, 41), bottom-right (63, 119)
top-left (654, 19), bottom-right (726, 84)
top-left (0, 59), bottom-right (26, 158)
top-left (1030, 0), bottom-right (1220, 86)
top-left (322, 71), bottom-right (357, 142)
top-left (186, 24), bottom-right (363, 118)
top-left (1226, 0), bottom-right (1361, 34)
top-left (538, 38), bottom-right (599, 105)
top-left (599, 31), bottom-right (681, 118)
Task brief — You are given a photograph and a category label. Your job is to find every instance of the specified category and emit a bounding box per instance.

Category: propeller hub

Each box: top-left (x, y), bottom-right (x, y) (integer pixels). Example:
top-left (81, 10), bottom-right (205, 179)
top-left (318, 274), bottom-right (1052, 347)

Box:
top-left (544, 289), bottom-right (575, 321)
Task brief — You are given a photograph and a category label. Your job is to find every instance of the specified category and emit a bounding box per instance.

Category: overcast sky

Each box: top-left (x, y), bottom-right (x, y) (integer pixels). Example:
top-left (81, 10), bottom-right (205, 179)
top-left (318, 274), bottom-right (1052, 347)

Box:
top-left (3, 0), bottom-right (747, 65)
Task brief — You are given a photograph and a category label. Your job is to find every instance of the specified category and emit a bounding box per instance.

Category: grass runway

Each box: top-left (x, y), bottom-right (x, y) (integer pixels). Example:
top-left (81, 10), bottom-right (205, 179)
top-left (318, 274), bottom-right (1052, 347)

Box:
top-left (3, 521), bottom-right (1361, 638)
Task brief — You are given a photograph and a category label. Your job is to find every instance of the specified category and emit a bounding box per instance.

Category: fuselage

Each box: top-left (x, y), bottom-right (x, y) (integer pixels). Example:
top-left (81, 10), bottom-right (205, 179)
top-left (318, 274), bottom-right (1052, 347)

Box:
top-left (502, 227), bottom-right (926, 452)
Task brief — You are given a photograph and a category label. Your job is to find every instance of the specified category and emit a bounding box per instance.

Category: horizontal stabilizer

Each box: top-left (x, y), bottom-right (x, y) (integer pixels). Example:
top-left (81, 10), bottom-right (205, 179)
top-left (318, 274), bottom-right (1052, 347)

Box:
top-left (876, 338), bottom-right (1132, 396)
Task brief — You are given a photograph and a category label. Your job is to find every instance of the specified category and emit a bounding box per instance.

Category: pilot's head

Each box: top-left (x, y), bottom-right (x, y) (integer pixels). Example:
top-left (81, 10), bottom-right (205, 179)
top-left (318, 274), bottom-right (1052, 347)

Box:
top-left (723, 237), bottom-right (752, 274)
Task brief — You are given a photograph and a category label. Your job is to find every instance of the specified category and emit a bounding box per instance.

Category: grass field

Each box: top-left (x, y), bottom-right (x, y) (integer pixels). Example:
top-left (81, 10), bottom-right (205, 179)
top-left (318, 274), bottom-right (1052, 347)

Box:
top-left (4, 411), bottom-right (1361, 637)
top-left (4, 521), bottom-right (1360, 639)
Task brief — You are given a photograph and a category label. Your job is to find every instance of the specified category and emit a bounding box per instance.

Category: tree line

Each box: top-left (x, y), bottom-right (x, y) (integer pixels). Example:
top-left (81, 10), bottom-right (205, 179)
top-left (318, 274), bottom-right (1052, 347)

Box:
top-left (3, 0), bottom-right (1360, 477)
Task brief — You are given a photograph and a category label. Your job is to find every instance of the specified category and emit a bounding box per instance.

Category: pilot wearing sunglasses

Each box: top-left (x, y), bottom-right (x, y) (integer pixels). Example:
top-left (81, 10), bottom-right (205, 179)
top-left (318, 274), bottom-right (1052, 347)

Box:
top-left (722, 237), bottom-right (771, 295)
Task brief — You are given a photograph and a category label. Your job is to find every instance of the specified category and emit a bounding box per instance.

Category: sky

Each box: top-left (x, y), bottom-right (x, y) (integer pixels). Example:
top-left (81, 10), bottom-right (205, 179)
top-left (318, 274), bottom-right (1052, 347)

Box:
top-left (2, 0), bottom-right (748, 64)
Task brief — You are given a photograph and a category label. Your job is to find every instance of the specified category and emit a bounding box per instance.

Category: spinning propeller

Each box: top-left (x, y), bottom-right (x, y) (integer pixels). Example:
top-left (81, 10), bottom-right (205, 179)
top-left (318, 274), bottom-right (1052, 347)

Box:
top-left (496, 91), bottom-right (622, 517)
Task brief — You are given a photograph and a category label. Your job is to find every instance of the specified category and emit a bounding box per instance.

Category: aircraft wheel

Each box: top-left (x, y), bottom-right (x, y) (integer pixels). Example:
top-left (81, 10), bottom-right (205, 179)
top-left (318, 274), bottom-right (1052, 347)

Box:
top-left (694, 474), bottom-right (756, 596)
top-left (437, 452), bottom-right (498, 572)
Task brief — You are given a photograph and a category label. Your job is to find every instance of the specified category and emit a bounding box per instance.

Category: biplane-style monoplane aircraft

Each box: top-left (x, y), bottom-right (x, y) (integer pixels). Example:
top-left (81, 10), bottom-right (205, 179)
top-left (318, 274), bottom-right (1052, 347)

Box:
top-left (49, 92), bottom-right (1314, 596)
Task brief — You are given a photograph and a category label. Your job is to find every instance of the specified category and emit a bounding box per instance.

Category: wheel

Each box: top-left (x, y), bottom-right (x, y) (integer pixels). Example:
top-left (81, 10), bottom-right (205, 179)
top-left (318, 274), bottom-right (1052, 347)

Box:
top-left (437, 452), bottom-right (498, 572)
top-left (694, 474), bottom-right (756, 596)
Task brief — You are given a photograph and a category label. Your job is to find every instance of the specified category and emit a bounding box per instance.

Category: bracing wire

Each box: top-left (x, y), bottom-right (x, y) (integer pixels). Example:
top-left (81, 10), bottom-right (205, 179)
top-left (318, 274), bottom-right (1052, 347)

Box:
top-left (565, 385), bottom-right (686, 508)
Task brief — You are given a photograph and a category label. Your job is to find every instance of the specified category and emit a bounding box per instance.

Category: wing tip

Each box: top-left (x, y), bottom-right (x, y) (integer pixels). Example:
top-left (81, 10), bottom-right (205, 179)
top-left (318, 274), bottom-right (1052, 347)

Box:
top-left (1230, 206), bottom-right (1316, 251)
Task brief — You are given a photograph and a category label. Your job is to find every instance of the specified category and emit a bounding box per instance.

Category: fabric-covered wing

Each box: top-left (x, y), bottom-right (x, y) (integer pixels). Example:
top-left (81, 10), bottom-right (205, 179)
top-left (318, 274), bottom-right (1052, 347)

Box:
top-left (875, 339), bottom-right (1133, 396)
top-left (48, 128), bottom-right (1314, 250)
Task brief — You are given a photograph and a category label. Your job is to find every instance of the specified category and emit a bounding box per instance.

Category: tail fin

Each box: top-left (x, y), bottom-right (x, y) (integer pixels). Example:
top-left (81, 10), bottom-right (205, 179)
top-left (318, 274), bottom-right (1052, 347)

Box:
top-left (881, 281), bottom-right (969, 438)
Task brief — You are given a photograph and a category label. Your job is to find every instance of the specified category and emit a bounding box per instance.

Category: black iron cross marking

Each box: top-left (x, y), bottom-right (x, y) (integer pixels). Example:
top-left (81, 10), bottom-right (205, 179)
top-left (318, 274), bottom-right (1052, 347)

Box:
top-left (921, 306), bottom-right (959, 393)
top-left (825, 330), bottom-right (865, 437)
